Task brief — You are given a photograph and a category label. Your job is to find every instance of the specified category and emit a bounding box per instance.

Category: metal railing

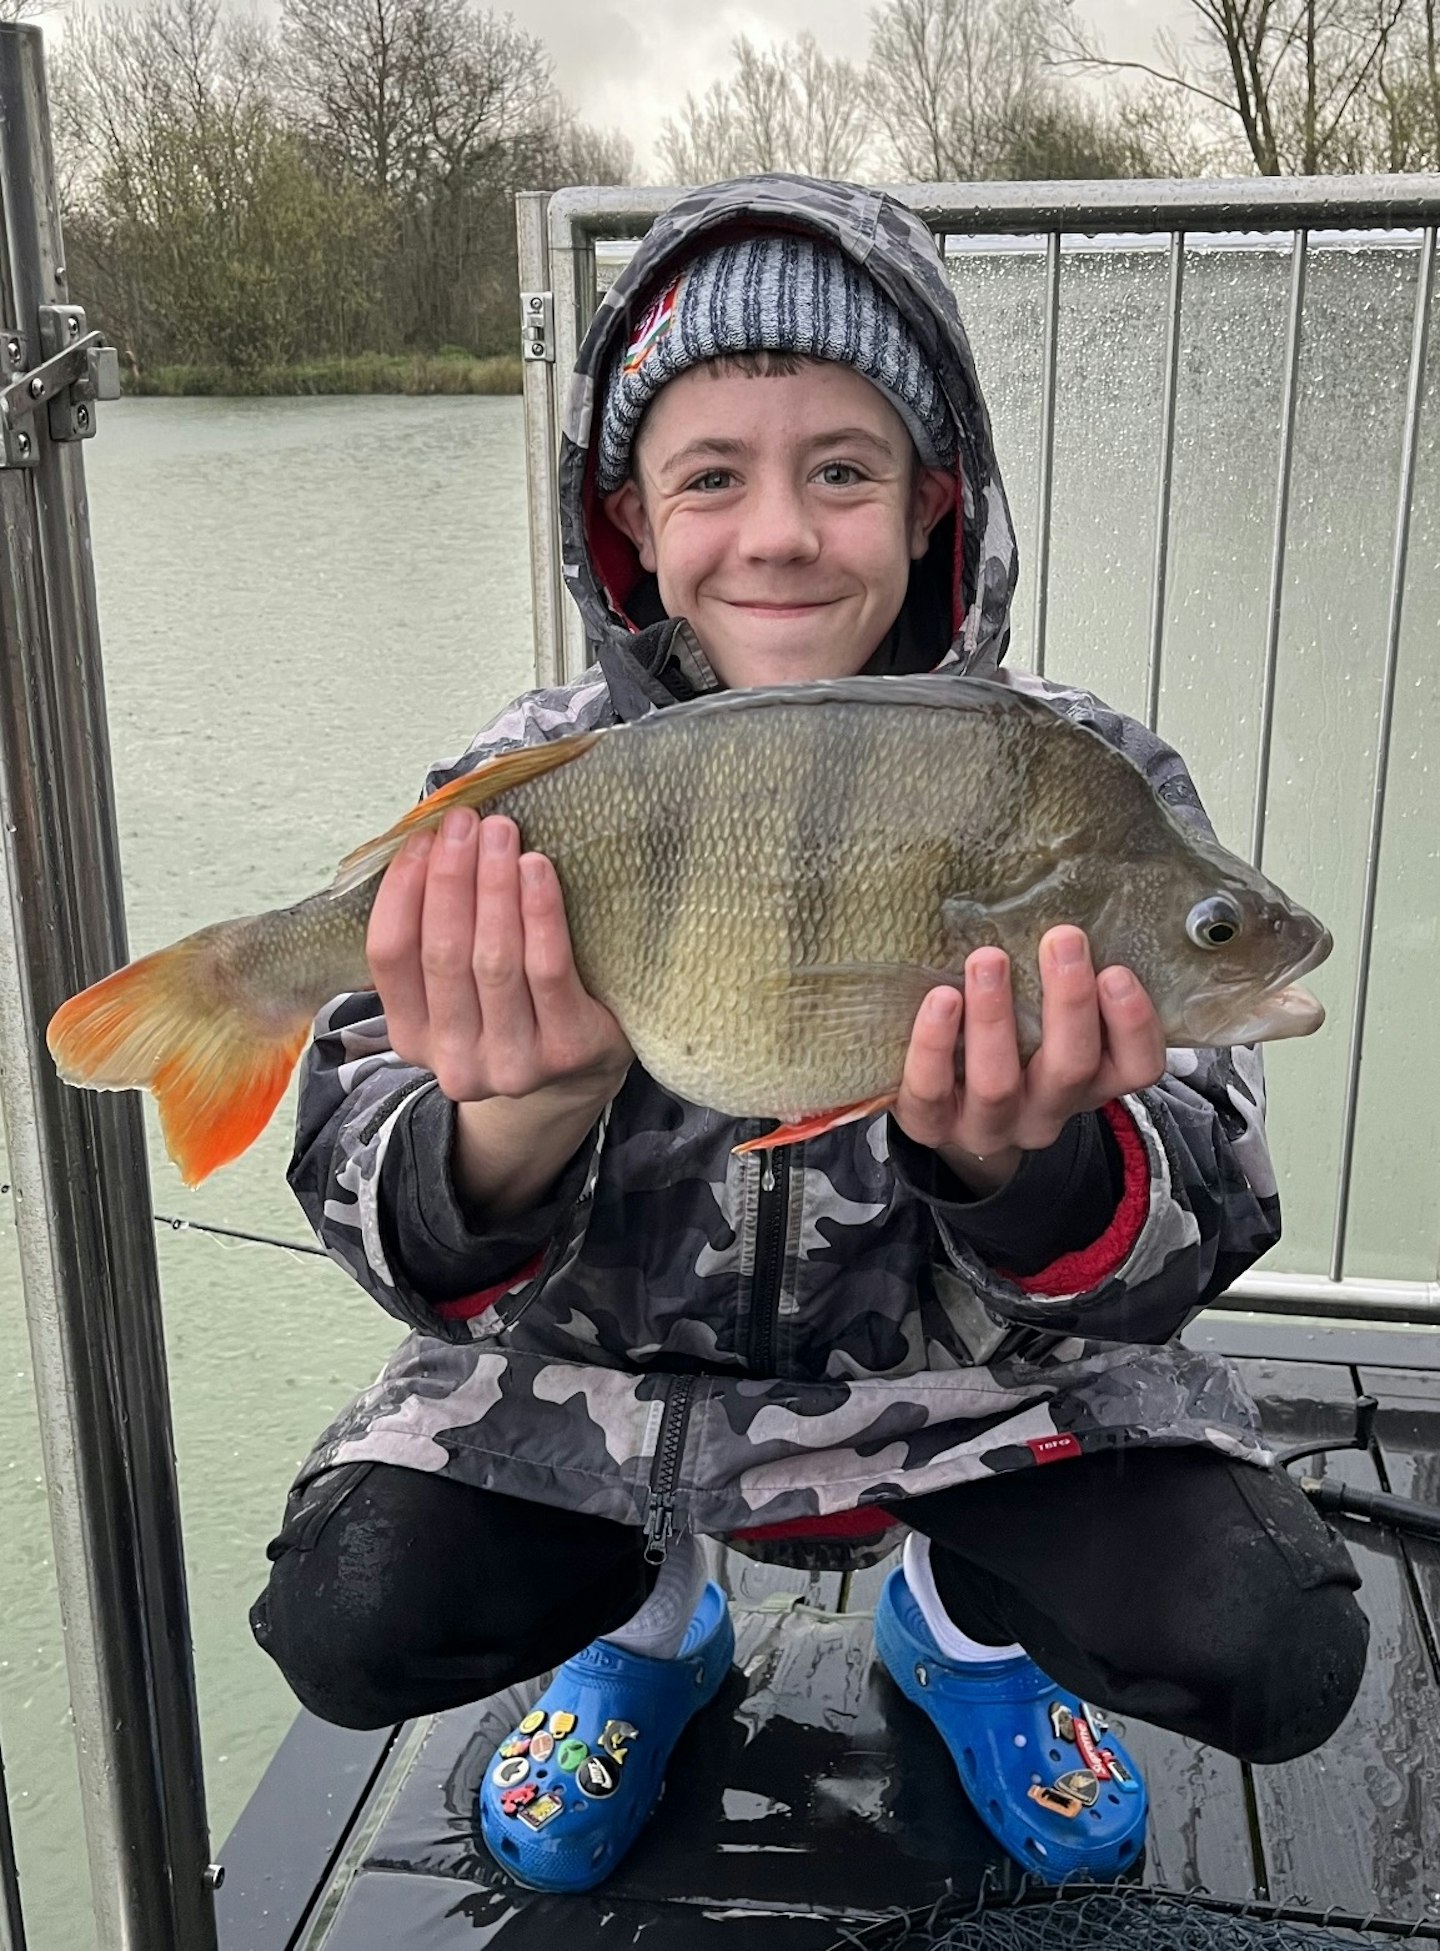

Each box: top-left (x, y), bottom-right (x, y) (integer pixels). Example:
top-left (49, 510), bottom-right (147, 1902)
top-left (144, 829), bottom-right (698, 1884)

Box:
top-left (516, 177), bottom-right (1440, 1328)
top-left (0, 24), bottom-right (218, 1951)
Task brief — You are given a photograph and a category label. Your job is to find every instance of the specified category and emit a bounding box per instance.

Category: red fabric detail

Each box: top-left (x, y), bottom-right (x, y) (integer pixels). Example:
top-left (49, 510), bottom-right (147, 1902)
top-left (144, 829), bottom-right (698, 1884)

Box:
top-left (432, 1250), bottom-right (546, 1322)
top-left (730, 1508), bottom-right (899, 1545)
top-left (583, 455), bottom-right (646, 630)
top-left (950, 456), bottom-right (966, 640)
top-left (1026, 1432), bottom-right (1083, 1465)
top-left (1004, 1101), bottom-right (1150, 1300)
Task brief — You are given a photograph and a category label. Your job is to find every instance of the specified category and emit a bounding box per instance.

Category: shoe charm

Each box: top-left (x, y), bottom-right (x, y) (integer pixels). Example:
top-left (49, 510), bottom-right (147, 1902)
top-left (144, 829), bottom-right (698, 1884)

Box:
top-left (1027, 1781), bottom-right (1083, 1819)
top-left (557, 1739), bottom-right (588, 1772)
top-left (1054, 1768), bottom-right (1100, 1808)
top-left (1047, 1701), bottom-right (1076, 1744)
top-left (529, 1730), bottom-right (555, 1762)
top-left (1072, 1713), bottom-right (1112, 1780)
top-left (518, 1710), bottom-right (546, 1735)
top-left (518, 1786), bottom-right (566, 1830)
top-left (550, 1711), bottom-right (577, 1738)
top-left (1102, 1747), bottom-right (1141, 1793)
top-left (500, 1781), bottom-right (538, 1818)
top-left (577, 1752), bottom-right (620, 1799)
top-left (492, 1755), bottom-right (530, 1789)
top-left (598, 1719), bottom-right (638, 1758)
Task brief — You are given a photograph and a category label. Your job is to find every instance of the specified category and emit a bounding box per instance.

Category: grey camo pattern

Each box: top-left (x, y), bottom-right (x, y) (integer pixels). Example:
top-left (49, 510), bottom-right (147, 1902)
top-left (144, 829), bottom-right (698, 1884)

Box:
top-left (287, 175), bottom-right (1280, 1557)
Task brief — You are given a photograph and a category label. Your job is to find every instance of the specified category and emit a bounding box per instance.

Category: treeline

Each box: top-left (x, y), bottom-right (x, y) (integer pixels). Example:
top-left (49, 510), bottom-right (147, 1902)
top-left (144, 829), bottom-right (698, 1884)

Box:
top-left (663, 0), bottom-right (1440, 181)
top-left (46, 0), bottom-right (1440, 383)
top-left (50, 0), bottom-right (630, 377)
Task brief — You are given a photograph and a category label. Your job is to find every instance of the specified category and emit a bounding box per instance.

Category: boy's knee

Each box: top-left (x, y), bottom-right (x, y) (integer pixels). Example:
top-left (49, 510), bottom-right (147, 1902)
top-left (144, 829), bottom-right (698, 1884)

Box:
top-left (1220, 1581), bottom-right (1369, 1763)
top-left (248, 1461), bottom-right (429, 1729)
top-left (249, 1556), bottom-right (405, 1731)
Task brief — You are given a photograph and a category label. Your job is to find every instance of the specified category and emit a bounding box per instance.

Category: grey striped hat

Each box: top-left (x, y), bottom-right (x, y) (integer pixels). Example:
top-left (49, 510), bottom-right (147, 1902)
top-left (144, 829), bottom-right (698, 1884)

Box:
top-left (596, 233), bottom-right (957, 491)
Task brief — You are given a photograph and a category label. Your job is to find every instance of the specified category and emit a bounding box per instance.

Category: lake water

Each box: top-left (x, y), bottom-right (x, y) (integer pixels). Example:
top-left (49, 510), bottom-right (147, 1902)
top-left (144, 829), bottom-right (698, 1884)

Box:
top-left (0, 250), bottom-right (1436, 1945)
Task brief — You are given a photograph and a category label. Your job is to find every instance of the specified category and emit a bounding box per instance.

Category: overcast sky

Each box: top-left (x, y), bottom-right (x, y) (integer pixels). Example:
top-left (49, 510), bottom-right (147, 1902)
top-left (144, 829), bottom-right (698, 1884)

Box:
top-left (508, 0), bottom-right (1194, 165)
top-left (40, 0), bottom-right (1199, 172)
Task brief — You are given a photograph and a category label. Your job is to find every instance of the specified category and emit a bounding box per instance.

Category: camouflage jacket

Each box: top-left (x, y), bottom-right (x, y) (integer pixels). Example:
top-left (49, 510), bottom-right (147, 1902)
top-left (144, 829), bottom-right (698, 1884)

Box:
top-left (288, 176), bottom-right (1279, 1564)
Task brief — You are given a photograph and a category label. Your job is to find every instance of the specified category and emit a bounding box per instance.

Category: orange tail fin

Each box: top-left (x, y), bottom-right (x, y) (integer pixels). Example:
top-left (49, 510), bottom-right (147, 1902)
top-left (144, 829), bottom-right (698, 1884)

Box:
top-left (331, 729), bottom-right (603, 894)
top-left (46, 929), bottom-right (311, 1187)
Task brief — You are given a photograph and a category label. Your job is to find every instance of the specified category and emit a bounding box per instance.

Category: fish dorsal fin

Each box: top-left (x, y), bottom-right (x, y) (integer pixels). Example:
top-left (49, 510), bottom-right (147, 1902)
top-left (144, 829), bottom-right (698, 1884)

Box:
top-left (331, 730), bottom-right (604, 894)
top-left (661, 671), bottom-right (1048, 726)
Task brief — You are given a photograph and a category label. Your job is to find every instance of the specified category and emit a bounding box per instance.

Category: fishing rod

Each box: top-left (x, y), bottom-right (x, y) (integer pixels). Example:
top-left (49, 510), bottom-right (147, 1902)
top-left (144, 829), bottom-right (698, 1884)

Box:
top-left (1276, 1394), bottom-right (1440, 1543)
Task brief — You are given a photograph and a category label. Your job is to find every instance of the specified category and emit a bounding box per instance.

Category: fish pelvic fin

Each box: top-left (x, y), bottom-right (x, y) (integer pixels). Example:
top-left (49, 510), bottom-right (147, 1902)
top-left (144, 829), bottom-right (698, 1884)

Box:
top-left (46, 926), bottom-right (312, 1186)
top-left (331, 731), bottom-right (604, 894)
top-left (733, 1093), bottom-right (899, 1154)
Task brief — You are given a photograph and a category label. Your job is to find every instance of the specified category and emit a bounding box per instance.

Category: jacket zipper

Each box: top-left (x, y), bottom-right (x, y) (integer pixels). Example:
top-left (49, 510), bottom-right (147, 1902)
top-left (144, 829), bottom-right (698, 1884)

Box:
top-left (642, 1374), bottom-right (697, 1564)
top-left (747, 1146), bottom-right (791, 1375)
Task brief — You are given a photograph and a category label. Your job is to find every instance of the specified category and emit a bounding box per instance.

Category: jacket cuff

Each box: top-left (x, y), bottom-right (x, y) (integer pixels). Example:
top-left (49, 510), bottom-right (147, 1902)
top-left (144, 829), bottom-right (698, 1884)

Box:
top-left (378, 1084), bottom-right (596, 1308)
top-left (888, 1109), bottom-right (1122, 1278)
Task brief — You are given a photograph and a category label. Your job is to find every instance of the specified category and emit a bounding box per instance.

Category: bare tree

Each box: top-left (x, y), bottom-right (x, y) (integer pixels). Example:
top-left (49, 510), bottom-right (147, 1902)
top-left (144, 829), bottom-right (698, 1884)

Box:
top-left (54, 0), bottom-right (384, 369)
top-left (866, 0), bottom-right (1065, 178)
top-left (659, 32), bottom-right (870, 181)
top-left (1055, 0), bottom-right (1413, 174)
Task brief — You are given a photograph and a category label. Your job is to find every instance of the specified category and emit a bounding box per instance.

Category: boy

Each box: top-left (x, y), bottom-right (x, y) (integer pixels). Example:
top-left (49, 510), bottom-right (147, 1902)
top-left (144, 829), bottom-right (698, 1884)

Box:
top-left (253, 175), bottom-right (1366, 1892)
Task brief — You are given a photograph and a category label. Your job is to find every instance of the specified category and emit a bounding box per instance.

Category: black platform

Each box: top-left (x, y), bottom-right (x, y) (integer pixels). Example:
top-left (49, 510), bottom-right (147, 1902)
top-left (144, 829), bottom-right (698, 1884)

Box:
top-left (215, 1321), bottom-right (1440, 1951)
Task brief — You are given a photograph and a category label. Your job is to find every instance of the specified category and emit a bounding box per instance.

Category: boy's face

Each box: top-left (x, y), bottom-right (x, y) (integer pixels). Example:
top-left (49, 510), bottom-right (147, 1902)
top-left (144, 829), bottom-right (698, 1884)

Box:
top-left (604, 360), bottom-right (956, 689)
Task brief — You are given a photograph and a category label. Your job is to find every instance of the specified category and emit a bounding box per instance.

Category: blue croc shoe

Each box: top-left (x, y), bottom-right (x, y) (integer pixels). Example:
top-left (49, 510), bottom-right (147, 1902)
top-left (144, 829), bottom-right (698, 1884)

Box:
top-left (874, 1565), bottom-right (1147, 1883)
top-left (478, 1579), bottom-right (734, 1892)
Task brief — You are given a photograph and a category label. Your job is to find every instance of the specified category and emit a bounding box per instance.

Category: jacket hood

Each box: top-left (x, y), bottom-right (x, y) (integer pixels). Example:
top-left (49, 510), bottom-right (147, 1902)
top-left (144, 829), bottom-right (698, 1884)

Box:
top-left (558, 174), bottom-right (1020, 696)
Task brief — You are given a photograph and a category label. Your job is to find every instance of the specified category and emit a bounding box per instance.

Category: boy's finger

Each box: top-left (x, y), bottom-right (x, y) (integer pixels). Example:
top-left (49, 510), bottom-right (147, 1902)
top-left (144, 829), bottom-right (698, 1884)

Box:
top-left (958, 950), bottom-right (1022, 1139)
top-left (420, 809), bottom-right (483, 1057)
top-left (367, 830), bottom-right (433, 1039)
top-left (900, 986), bottom-right (963, 1108)
top-left (1025, 927), bottom-right (1102, 1104)
top-left (470, 816), bottom-right (536, 1051)
top-left (1094, 966), bottom-right (1167, 1096)
top-left (519, 853), bottom-right (585, 1008)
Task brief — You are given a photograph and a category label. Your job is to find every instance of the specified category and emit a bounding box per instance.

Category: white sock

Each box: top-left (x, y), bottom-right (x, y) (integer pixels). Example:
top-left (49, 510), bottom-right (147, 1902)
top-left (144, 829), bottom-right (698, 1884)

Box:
top-left (903, 1533), bottom-right (1023, 1663)
top-left (601, 1535), bottom-right (706, 1661)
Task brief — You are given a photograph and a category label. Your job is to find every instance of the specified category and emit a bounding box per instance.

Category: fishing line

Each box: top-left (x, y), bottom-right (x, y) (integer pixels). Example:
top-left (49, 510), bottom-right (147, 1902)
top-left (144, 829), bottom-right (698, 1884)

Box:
top-left (0, 1185), bottom-right (326, 1259)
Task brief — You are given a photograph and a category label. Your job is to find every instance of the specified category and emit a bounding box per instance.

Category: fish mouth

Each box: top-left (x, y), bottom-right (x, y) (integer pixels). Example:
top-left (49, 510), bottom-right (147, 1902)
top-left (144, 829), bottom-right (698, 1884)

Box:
top-left (1181, 925), bottom-right (1334, 1048)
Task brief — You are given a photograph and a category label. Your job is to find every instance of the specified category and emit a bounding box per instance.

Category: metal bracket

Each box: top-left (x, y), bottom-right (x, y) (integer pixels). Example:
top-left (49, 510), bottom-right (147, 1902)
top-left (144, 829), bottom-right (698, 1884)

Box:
top-left (520, 289), bottom-right (554, 363)
top-left (0, 305), bottom-right (120, 467)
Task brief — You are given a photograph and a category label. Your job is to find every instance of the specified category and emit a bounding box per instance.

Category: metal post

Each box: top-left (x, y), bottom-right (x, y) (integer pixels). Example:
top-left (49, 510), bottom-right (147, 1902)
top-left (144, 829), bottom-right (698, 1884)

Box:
top-left (1329, 224), bottom-right (1436, 1284)
top-left (0, 1735), bottom-right (28, 1951)
top-left (0, 26), bottom-right (218, 1951)
top-left (1030, 231), bottom-right (1061, 677)
top-left (1252, 230), bottom-right (1308, 871)
top-left (1146, 231), bottom-right (1185, 733)
top-left (516, 192), bottom-right (564, 688)
top-left (549, 198), bottom-right (601, 682)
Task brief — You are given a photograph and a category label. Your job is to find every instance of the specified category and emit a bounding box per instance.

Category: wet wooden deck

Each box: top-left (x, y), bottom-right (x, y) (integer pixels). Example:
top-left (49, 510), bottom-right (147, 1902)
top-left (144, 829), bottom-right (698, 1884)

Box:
top-left (215, 1318), bottom-right (1440, 1951)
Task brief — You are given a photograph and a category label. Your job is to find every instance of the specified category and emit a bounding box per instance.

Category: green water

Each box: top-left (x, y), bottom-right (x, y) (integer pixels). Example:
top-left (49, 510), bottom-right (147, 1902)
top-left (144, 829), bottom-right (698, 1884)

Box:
top-left (0, 240), bottom-right (1436, 1946)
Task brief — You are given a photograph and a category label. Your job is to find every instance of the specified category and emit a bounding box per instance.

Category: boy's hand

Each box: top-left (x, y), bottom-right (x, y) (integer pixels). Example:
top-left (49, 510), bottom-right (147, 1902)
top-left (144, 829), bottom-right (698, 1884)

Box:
top-left (892, 926), bottom-right (1166, 1196)
top-left (368, 809), bottom-right (634, 1107)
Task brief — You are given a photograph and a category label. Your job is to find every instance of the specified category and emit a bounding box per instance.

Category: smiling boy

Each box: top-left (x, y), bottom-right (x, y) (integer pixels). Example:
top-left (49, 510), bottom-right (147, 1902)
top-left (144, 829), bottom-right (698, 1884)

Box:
top-left (254, 178), bottom-right (1366, 1893)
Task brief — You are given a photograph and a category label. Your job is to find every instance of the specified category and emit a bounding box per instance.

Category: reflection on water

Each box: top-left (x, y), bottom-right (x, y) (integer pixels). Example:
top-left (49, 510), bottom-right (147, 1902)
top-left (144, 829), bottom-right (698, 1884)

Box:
top-left (0, 240), bottom-right (1435, 1945)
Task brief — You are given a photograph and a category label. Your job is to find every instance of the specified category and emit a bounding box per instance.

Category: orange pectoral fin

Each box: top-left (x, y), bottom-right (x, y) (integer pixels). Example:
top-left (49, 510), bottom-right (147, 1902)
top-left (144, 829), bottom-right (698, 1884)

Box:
top-left (332, 730), bottom-right (604, 893)
top-left (732, 1093), bottom-right (898, 1155)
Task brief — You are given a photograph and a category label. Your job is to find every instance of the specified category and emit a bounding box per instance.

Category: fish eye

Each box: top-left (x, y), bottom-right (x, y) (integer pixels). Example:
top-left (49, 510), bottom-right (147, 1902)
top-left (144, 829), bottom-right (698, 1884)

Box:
top-left (1186, 895), bottom-right (1244, 950)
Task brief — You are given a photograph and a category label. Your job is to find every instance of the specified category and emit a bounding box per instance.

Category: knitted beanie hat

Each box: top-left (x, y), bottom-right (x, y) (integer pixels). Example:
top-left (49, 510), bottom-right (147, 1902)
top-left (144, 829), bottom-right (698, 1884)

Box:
top-left (596, 233), bottom-right (957, 492)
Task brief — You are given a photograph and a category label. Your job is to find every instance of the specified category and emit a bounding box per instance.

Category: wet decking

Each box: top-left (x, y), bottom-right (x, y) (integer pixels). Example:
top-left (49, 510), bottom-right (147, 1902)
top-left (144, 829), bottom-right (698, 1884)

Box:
top-left (216, 1318), bottom-right (1440, 1950)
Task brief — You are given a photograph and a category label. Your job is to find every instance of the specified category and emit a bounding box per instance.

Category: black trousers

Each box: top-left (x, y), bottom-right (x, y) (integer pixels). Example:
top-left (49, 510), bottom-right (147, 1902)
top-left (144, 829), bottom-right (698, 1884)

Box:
top-left (250, 1446), bottom-right (1367, 1765)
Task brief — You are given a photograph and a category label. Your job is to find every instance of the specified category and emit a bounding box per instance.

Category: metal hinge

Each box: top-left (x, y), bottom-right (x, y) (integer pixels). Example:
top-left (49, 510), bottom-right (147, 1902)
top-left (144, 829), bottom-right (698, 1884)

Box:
top-left (0, 306), bottom-right (120, 468)
top-left (520, 289), bottom-right (554, 364)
